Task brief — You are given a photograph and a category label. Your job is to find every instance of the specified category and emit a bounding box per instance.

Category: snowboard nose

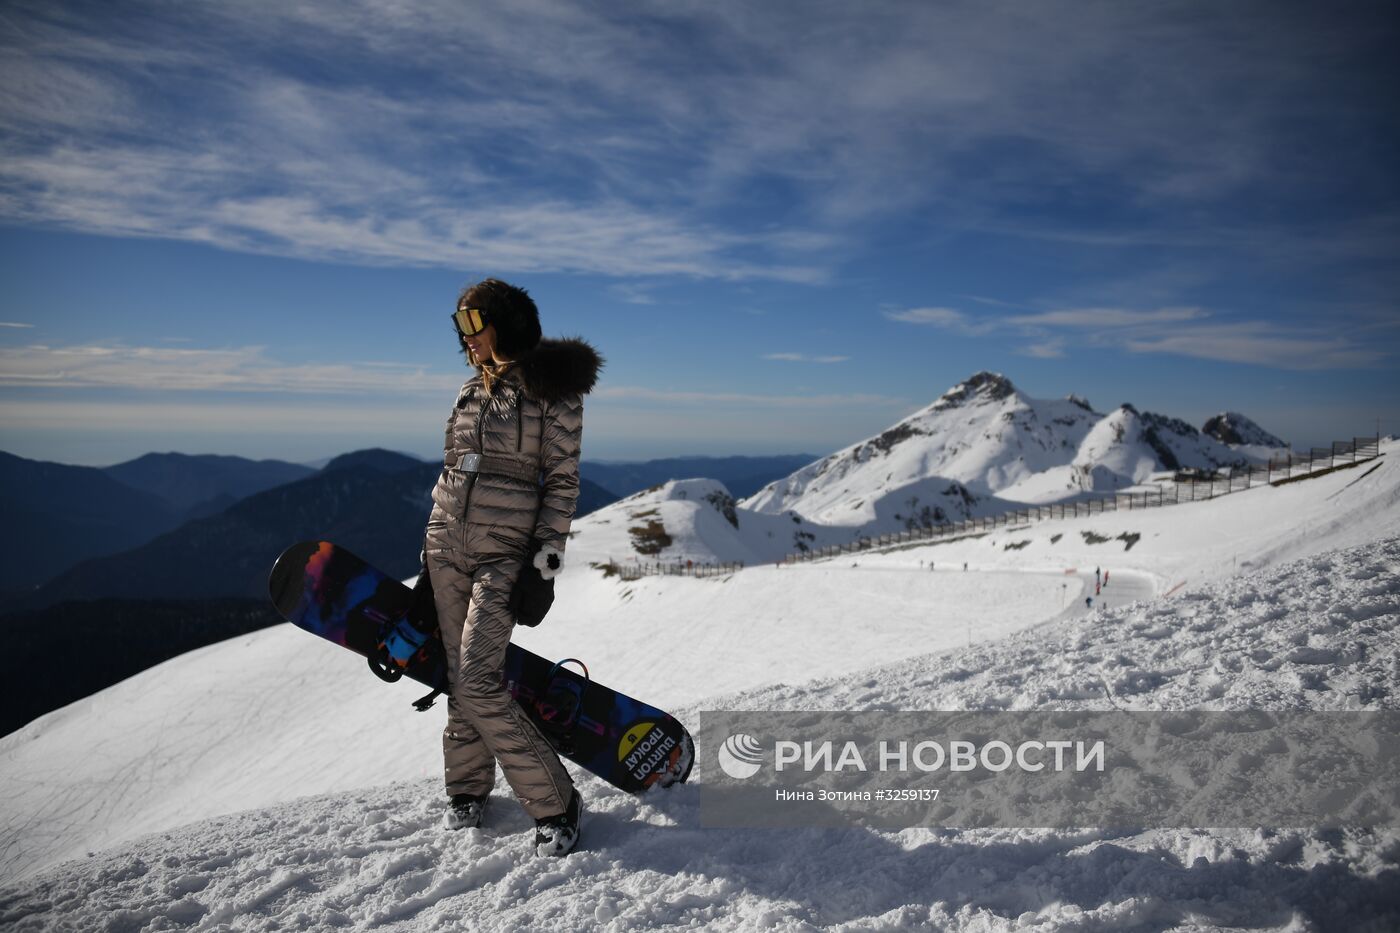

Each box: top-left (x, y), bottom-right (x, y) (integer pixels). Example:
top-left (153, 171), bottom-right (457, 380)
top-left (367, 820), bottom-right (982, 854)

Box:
top-left (268, 540), bottom-right (322, 617)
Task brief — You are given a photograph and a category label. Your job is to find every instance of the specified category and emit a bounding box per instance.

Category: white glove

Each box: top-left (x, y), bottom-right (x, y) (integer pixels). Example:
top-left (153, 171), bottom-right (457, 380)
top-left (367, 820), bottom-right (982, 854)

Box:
top-left (533, 546), bottom-right (564, 580)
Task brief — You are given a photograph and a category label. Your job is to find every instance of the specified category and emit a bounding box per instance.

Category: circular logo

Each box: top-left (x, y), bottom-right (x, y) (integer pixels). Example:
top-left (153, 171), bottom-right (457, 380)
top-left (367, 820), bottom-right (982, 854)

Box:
top-left (618, 721), bottom-right (657, 762)
top-left (717, 733), bottom-right (764, 779)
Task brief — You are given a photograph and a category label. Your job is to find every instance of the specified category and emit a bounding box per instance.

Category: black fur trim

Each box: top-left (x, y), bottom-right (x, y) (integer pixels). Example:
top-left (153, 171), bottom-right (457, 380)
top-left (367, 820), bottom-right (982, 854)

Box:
top-left (516, 337), bottom-right (604, 402)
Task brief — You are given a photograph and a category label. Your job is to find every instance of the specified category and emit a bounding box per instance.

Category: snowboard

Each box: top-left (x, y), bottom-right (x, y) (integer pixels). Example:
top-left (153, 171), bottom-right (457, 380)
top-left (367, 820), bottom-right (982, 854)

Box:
top-left (267, 540), bottom-right (693, 794)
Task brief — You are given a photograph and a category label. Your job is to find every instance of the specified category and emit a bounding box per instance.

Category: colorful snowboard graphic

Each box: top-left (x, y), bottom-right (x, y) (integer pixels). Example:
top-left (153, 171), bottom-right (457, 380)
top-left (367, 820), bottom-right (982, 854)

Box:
top-left (268, 541), bottom-right (693, 793)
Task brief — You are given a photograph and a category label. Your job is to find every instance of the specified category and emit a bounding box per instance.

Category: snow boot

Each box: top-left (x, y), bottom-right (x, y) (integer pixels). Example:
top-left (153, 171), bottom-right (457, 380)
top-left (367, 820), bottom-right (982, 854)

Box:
top-left (533, 789), bottom-right (582, 857)
top-left (443, 792), bottom-right (489, 830)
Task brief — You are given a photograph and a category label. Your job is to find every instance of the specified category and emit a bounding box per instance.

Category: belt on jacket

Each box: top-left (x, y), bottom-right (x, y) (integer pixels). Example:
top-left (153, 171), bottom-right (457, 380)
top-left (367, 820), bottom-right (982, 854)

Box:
top-left (445, 450), bottom-right (540, 484)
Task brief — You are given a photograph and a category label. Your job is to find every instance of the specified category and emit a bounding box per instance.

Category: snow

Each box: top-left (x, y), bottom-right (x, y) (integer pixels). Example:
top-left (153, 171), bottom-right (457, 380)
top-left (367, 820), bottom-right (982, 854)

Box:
top-left (563, 476), bottom-right (848, 568)
top-left (6, 778), bottom-right (1397, 931)
top-left (573, 373), bottom-right (1305, 568)
top-left (1072, 406), bottom-right (1175, 490)
top-left (0, 433), bottom-right (1395, 928)
top-left (740, 373), bottom-right (1279, 534)
top-left (713, 533), bottom-right (1400, 715)
top-left (740, 372), bottom-right (1104, 527)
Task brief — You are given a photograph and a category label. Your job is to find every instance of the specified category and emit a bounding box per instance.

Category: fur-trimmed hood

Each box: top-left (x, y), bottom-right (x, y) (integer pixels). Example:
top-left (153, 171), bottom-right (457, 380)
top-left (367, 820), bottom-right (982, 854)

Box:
top-left (484, 337), bottom-right (603, 403)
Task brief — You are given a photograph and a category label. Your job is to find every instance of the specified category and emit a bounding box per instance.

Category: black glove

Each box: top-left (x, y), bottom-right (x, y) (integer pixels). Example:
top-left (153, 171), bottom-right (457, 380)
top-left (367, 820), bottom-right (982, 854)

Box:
top-left (411, 551), bottom-right (438, 628)
top-left (511, 540), bottom-right (556, 627)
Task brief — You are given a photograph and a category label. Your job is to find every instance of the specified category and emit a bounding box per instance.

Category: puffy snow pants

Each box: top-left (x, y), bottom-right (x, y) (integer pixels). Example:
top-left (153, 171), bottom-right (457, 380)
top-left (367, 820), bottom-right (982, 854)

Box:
top-left (429, 551), bottom-right (573, 820)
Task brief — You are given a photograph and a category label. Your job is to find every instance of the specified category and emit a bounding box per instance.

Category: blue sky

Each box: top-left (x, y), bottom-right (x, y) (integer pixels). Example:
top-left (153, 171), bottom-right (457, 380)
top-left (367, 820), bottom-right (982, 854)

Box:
top-left (1, 0), bottom-right (1397, 466)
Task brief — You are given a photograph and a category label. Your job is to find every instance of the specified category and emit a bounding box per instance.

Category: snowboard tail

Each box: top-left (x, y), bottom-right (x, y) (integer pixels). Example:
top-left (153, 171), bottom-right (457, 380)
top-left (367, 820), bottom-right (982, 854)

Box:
top-left (268, 541), bottom-right (692, 794)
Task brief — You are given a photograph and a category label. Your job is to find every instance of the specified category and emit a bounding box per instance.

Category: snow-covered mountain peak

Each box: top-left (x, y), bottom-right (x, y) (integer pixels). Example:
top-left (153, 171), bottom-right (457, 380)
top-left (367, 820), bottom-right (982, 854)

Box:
top-left (1136, 407), bottom-right (1201, 443)
top-left (740, 371), bottom-right (1294, 525)
top-left (741, 372), bottom-right (1101, 524)
top-left (1069, 405), bottom-right (1171, 490)
top-left (1075, 403), bottom-right (1250, 480)
top-left (1203, 411), bottom-right (1287, 449)
top-left (583, 476), bottom-right (739, 532)
top-left (643, 477), bottom-right (730, 503)
top-left (930, 370), bottom-right (1019, 412)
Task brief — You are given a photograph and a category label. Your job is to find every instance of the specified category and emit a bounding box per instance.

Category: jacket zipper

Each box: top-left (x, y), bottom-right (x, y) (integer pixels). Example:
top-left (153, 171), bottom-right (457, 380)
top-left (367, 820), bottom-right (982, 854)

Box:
top-left (516, 390), bottom-right (524, 452)
top-left (460, 384), bottom-right (486, 553)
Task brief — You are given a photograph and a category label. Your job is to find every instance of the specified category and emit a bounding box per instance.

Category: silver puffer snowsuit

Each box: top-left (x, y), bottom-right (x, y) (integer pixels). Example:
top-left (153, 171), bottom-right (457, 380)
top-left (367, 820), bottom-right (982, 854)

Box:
top-left (424, 337), bottom-right (601, 819)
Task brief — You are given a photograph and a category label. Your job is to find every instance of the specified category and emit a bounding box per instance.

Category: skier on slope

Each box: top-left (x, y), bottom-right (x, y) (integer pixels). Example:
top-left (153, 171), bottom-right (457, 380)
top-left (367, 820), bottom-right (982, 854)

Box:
top-left (416, 278), bottom-right (602, 857)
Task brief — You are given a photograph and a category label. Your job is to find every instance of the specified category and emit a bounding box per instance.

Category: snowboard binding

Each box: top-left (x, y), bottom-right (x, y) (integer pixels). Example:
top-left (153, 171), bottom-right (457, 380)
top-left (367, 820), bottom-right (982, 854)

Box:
top-left (534, 658), bottom-right (589, 752)
top-left (368, 605), bottom-right (435, 672)
top-left (366, 606), bottom-right (444, 714)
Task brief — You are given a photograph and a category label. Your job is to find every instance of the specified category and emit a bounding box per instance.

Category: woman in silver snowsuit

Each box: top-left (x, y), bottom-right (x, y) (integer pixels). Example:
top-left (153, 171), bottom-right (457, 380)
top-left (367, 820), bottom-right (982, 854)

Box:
top-left (422, 278), bottom-right (601, 856)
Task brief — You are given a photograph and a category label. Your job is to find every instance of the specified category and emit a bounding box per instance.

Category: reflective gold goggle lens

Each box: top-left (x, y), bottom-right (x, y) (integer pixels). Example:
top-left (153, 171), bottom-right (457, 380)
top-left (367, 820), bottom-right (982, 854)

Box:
top-left (453, 307), bottom-right (487, 336)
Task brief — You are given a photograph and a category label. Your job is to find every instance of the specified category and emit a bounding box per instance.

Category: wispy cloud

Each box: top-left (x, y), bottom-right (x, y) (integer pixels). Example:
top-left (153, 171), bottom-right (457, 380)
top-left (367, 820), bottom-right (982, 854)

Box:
top-left (1016, 339), bottom-right (1066, 359)
top-left (959, 295), bottom-right (1031, 310)
top-left (884, 307), bottom-right (967, 327)
top-left (1122, 324), bottom-right (1386, 370)
top-left (883, 307), bottom-right (999, 337)
top-left (762, 353), bottom-right (849, 364)
top-left (608, 283), bottom-right (657, 305)
top-left (0, 143), bottom-right (829, 281)
top-left (885, 302), bottom-right (1387, 370)
top-left (0, 322), bottom-right (34, 328)
top-left (0, 397), bottom-right (435, 434)
top-left (1006, 307), bottom-right (1210, 328)
top-left (0, 343), bottom-right (459, 393)
top-left (2, 1), bottom-right (1390, 280)
top-left (0, 3), bottom-right (843, 282)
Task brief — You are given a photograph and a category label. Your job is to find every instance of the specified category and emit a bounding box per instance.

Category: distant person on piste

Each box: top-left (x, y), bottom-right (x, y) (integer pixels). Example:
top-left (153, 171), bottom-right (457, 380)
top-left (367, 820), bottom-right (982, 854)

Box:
top-left (417, 278), bottom-right (601, 857)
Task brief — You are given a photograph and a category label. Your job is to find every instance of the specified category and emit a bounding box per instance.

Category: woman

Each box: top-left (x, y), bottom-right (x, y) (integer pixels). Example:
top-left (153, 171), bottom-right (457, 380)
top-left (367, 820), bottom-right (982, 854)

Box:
top-left (421, 278), bottom-right (601, 856)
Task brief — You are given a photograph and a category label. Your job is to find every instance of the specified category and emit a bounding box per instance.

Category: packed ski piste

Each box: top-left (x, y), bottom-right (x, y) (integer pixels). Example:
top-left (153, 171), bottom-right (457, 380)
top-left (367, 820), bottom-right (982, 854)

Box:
top-left (2, 374), bottom-right (1397, 931)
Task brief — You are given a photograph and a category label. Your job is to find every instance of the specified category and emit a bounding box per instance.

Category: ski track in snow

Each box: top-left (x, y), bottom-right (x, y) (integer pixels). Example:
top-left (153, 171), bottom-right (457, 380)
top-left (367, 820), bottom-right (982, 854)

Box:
top-left (710, 539), bottom-right (1399, 714)
top-left (2, 533), bottom-right (1397, 932)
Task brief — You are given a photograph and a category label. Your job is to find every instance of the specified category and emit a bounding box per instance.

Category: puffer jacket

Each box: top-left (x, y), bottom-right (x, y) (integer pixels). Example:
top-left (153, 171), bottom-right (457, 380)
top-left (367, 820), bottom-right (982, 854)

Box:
top-left (425, 337), bottom-right (602, 563)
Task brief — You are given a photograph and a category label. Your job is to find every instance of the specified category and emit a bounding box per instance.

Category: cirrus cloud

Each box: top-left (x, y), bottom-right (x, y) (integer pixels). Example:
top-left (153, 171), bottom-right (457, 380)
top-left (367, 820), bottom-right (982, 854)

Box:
top-left (885, 303), bottom-right (1387, 370)
top-left (762, 353), bottom-right (849, 364)
top-left (0, 343), bottom-right (457, 394)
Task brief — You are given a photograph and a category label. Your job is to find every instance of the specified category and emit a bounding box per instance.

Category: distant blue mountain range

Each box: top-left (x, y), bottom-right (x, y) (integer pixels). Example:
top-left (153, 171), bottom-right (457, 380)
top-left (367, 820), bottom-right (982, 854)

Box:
top-left (0, 448), bottom-right (812, 610)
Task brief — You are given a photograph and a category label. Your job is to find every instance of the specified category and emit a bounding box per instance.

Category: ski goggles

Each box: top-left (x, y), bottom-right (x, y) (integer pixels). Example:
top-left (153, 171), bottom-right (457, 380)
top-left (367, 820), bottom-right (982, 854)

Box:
top-left (452, 306), bottom-right (489, 337)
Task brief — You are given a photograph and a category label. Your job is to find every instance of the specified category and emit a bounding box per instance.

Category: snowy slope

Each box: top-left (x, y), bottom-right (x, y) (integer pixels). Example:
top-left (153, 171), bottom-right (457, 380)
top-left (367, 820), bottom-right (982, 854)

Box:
top-left (0, 557), bottom-right (1083, 885)
top-left (563, 477), bottom-right (844, 568)
top-left (1, 441), bottom-right (1394, 893)
top-left (565, 474), bottom-right (1025, 567)
top-left (2, 531), bottom-right (1396, 931)
top-left (713, 533), bottom-right (1400, 715)
top-left (852, 446), bottom-right (1399, 598)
